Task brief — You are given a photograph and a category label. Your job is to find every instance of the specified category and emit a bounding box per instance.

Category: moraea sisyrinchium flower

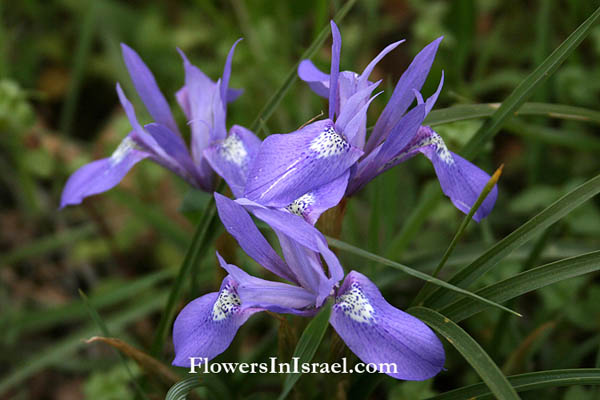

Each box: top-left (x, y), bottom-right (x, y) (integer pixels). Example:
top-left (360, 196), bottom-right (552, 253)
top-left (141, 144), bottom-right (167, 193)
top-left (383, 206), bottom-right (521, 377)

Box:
top-left (172, 193), bottom-right (445, 380)
top-left (60, 40), bottom-right (262, 207)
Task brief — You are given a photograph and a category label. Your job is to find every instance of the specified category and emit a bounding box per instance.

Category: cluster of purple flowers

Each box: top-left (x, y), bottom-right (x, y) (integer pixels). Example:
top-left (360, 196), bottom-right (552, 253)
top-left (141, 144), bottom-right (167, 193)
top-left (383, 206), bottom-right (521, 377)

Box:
top-left (62, 21), bottom-right (499, 380)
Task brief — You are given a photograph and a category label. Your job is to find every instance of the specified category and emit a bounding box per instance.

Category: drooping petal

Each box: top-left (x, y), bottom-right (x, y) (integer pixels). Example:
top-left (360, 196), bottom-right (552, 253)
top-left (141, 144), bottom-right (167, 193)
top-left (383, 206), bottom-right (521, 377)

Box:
top-left (120, 44), bottom-right (179, 135)
top-left (244, 119), bottom-right (363, 207)
top-left (329, 20), bottom-right (342, 120)
top-left (216, 253), bottom-right (318, 313)
top-left (415, 127), bottom-right (497, 221)
top-left (60, 135), bottom-right (148, 208)
top-left (365, 37), bottom-right (443, 153)
top-left (285, 170), bottom-right (349, 225)
top-left (172, 276), bottom-right (258, 367)
top-left (204, 125), bottom-right (262, 197)
top-left (297, 59), bottom-right (330, 97)
top-left (330, 271), bottom-right (445, 380)
top-left (214, 193), bottom-right (297, 283)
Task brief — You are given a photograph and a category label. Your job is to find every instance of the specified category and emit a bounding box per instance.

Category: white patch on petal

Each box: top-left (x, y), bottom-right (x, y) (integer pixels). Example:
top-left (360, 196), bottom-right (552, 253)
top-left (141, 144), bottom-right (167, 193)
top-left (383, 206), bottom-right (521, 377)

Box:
top-left (286, 192), bottom-right (315, 217)
top-left (416, 132), bottom-right (454, 165)
top-left (212, 283), bottom-right (241, 321)
top-left (309, 126), bottom-right (351, 159)
top-left (110, 137), bottom-right (136, 165)
top-left (219, 133), bottom-right (248, 167)
top-left (335, 282), bottom-right (375, 324)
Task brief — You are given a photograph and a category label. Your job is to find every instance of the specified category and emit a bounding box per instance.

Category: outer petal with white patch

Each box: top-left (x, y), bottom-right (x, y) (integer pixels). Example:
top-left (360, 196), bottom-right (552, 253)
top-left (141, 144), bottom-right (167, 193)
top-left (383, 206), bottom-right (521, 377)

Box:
top-left (244, 119), bottom-right (363, 207)
top-left (172, 276), bottom-right (258, 367)
top-left (60, 135), bottom-right (149, 208)
top-left (330, 271), bottom-right (445, 380)
top-left (204, 125), bottom-right (261, 198)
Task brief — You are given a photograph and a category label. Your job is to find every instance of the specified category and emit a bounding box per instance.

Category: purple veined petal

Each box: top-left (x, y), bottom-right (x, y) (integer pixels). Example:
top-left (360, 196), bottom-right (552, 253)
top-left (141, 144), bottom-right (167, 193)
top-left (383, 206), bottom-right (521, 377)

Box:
top-left (220, 39), bottom-right (242, 111)
top-left (285, 170), bottom-right (349, 225)
top-left (335, 80), bottom-right (381, 137)
top-left (214, 193), bottom-right (298, 283)
top-left (60, 134), bottom-right (149, 208)
top-left (210, 79), bottom-right (227, 142)
top-left (297, 59), bottom-right (330, 98)
top-left (204, 125), bottom-right (262, 198)
top-left (244, 119), bottom-right (363, 207)
top-left (416, 127), bottom-right (497, 221)
top-left (330, 271), bottom-right (445, 380)
top-left (120, 43), bottom-right (180, 135)
top-left (216, 253), bottom-right (318, 312)
top-left (172, 276), bottom-right (259, 367)
top-left (347, 104), bottom-right (426, 196)
top-left (275, 230), bottom-right (333, 305)
top-left (329, 20), bottom-right (342, 120)
top-left (339, 89), bottom-right (383, 148)
top-left (357, 40), bottom-right (404, 88)
top-left (177, 48), bottom-right (217, 164)
top-left (365, 37), bottom-right (443, 154)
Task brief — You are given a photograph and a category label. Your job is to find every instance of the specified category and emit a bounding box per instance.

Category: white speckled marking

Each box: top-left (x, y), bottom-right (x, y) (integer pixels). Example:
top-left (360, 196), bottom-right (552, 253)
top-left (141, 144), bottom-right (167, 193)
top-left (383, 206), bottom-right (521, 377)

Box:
top-left (212, 283), bottom-right (241, 321)
top-left (219, 133), bottom-right (248, 167)
top-left (309, 126), bottom-right (350, 159)
top-left (110, 137), bottom-right (136, 165)
top-left (335, 282), bottom-right (375, 324)
top-left (417, 132), bottom-right (454, 165)
top-left (286, 192), bottom-right (315, 217)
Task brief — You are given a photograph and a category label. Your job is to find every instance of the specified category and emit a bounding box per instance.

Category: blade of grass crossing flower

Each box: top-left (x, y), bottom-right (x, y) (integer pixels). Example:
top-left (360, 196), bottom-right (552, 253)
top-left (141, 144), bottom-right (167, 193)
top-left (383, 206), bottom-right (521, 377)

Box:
top-left (439, 250), bottom-right (600, 322)
top-left (425, 103), bottom-right (600, 127)
top-left (150, 191), bottom-right (219, 357)
top-left (278, 302), bottom-right (332, 400)
top-left (460, 6), bottom-right (600, 159)
top-left (424, 173), bottom-right (600, 309)
top-left (412, 165), bottom-right (503, 307)
top-left (409, 307), bottom-right (521, 400)
top-left (79, 290), bottom-right (150, 400)
top-left (426, 369), bottom-right (600, 400)
top-left (249, 0), bottom-right (357, 132)
top-left (326, 236), bottom-right (521, 317)
top-left (166, 376), bottom-right (203, 400)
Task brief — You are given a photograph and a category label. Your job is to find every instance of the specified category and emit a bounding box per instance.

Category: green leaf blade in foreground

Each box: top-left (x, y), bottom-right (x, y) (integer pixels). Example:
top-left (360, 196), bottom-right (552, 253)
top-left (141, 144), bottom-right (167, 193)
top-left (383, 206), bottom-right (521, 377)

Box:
top-left (278, 302), bottom-right (332, 400)
top-left (326, 237), bottom-right (520, 317)
top-left (460, 6), bottom-right (600, 159)
top-left (440, 250), bottom-right (600, 323)
top-left (166, 376), bottom-right (203, 400)
top-left (427, 369), bottom-right (600, 400)
top-left (409, 307), bottom-right (521, 400)
top-left (425, 173), bottom-right (600, 309)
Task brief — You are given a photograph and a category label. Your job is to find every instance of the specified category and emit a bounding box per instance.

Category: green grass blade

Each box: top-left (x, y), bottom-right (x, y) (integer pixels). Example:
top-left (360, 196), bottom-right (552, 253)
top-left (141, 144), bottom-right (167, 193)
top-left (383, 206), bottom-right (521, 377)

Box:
top-left (425, 173), bottom-right (600, 309)
top-left (0, 292), bottom-right (167, 396)
top-left (249, 0), bottom-right (357, 132)
top-left (79, 290), bottom-right (149, 400)
top-left (426, 369), bottom-right (600, 400)
top-left (425, 102), bottom-right (600, 126)
top-left (165, 376), bottom-right (203, 400)
top-left (326, 237), bottom-right (520, 317)
top-left (440, 250), bottom-right (600, 322)
top-left (460, 6), bottom-right (600, 159)
top-left (278, 302), bottom-right (332, 400)
top-left (412, 165), bottom-right (503, 306)
top-left (409, 307), bottom-right (521, 400)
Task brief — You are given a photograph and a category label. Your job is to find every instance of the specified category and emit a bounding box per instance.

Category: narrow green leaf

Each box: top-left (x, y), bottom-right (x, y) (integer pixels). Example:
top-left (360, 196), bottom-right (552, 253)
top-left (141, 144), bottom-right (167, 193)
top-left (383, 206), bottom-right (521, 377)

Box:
top-left (504, 120), bottom-right (600, 152)
top-left (165, 376), bottom-right (203, 400)
top-left (440, 250), bottom-right (600, 322)
top-left (425, 173), bottom-right (600, 309)
top-left (460, 6), bottom-right (600, 158)
top-left (327, 237), bottom-right (520, 317)
top-left (408, 307), bottom-right (521, 400)
top-left (426, 369), bottom-right (600, 400)
top-left (425, 102), bottom-right (600, 126)
top-left (79, 290), bottom-right (150, 400)
top-left (412, 165), bottom-right (503, 306)
top-left (249, 0), bottom-right (357, 132)
top-left (278, 302), bottom-right (332, 400)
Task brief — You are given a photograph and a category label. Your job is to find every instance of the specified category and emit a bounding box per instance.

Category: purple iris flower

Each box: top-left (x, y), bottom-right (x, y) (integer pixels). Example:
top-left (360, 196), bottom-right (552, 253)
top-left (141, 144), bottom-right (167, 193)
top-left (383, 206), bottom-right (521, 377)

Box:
top-left (172, 193), bottom-right (445, 380)
top-left (60, 39), bottom-right (261, 207)
top-left (244, 21), bottom-right (496, 223)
